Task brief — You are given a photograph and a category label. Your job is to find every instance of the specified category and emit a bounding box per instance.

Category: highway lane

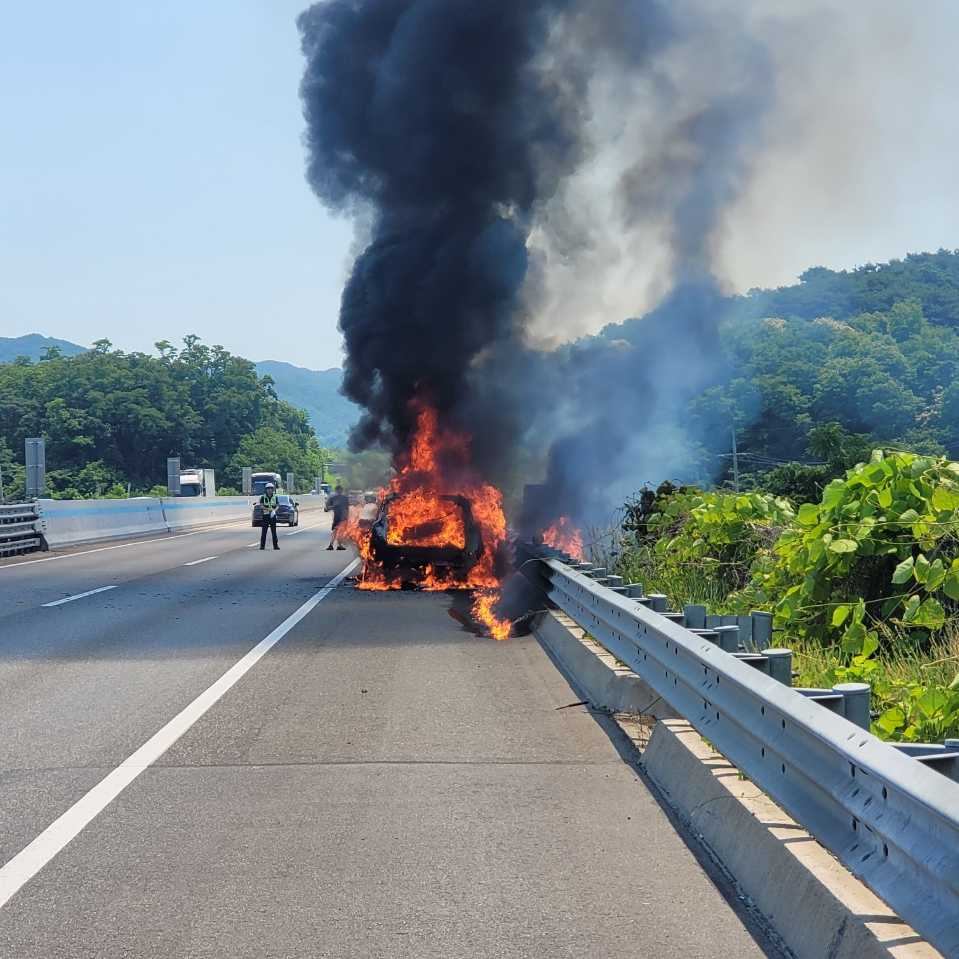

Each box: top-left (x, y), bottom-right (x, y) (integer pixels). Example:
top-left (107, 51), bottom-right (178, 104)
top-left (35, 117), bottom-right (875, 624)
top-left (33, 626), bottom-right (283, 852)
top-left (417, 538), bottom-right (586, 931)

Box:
top-left (0, 518), bottom-right (346, 870)
top-left (0, 511), bottom-right (335, 615)
top-left (0, 533), bottom-right (778, 958)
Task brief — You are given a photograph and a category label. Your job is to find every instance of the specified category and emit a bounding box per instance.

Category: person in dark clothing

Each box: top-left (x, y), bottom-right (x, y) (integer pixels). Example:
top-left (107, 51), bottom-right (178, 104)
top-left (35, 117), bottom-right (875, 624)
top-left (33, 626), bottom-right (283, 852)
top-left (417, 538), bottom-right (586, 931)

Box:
top-left (259, 483), bottom-right (280, 551)
top-left (325, 485), bottom-right (350, 550)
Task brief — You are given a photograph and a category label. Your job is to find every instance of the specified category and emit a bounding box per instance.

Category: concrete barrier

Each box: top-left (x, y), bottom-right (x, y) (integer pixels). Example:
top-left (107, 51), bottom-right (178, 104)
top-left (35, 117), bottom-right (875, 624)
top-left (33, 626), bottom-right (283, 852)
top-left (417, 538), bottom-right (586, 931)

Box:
top-left (36, 492), bottom-right (332, 550)
top-left (294, 494), bottom-right (327, 512)
top-left (534, 608), bottom-right (940, 958)
top-left (535, 610), bottom-right (680, 719)
top-left (160, 496), bottom-right (254, 532)
top-left (161, 493), bottom-right (328, 531)
top-left (38, 498), bottom-right (168, 548)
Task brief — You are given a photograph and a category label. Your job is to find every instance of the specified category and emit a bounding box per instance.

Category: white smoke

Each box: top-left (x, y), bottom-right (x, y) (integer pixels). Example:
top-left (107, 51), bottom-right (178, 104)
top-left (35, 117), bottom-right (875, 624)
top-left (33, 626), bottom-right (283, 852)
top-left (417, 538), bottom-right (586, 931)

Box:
top-left (523, 0), bottom-right (959, 346)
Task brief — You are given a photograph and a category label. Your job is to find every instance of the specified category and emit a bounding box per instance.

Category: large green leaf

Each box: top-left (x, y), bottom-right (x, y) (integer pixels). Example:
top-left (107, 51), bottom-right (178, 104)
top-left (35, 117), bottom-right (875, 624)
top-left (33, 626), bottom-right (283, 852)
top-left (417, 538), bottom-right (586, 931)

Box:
top-left (932, 485), bottom-right (959, 512)
top-left (916, 687), bottom-right (948, 718)
top-left (912, 597), bottom-right (946, 630)
top-left (822, 482), bottom-right (845, 508)
top-left (841, 621), bottom-right (867, 653)
top-left (875, 707), bottom-right (905, 736)
top-left (902, 594), bottom-right (921, 622)
top-left (891, 556), bottom-right (914, 584)
top-left (828, 539), bottom-right (858, 554)
top-left (797, 503), bottom-right (820, 527)
top-left (831, 604), bottom-right (852, 627)
top-left (925, 559), bottom-right (946, 592)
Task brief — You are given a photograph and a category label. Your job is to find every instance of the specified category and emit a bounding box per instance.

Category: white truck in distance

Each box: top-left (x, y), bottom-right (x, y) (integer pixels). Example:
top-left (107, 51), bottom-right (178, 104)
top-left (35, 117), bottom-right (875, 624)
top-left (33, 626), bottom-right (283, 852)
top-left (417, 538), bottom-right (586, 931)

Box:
top-left (178, 468), bottom-right (216, 497)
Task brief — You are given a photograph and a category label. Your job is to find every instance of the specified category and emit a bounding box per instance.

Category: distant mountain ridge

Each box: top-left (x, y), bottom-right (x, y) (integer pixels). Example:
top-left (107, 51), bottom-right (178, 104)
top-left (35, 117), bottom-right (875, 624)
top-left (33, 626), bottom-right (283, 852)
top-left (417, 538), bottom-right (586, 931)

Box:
top-left (254, 359), bottom-right (358, 449)
top-left (0, 334), bottom-right (87, 363)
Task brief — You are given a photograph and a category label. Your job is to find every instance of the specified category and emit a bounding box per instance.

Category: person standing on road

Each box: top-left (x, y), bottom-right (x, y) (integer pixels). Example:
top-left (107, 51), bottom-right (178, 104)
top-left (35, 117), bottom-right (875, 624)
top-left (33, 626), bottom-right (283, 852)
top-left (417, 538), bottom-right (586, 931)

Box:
top-left (259, 482), bottom-right (280, 551)
top-left (325, 484), bottom-right (350, 551)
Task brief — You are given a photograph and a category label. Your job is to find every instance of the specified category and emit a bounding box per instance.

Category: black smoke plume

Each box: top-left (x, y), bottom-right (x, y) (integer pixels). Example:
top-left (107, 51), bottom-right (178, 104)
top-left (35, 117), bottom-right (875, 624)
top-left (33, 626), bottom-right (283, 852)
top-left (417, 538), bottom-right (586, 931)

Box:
top-left (298, 0), bottom-right (774, 528)
top-left (298, 0), bottom-right (587, 450)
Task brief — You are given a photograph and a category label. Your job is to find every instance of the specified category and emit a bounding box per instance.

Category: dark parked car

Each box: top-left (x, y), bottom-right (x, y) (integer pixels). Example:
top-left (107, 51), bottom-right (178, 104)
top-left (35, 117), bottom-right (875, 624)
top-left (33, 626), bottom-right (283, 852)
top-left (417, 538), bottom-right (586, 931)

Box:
top-left (252, 494), bottom-right (299, 528)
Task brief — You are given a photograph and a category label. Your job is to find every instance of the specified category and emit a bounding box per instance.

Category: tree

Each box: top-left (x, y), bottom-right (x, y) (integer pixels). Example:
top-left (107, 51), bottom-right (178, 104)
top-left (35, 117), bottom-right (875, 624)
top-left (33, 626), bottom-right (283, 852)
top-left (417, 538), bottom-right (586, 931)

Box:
top-left (0, 335), bottom-right (327, 496)
top-left (226, 428), bottom-right (327, 492)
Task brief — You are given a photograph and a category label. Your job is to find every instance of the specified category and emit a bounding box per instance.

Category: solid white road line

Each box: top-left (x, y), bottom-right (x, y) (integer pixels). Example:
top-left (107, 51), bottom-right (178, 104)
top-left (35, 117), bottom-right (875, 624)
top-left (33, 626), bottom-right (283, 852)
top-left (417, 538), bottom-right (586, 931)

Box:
top-left (0, 558), bottom-right (360, 911)
top-left (183, 555), bottom-right (218, 567)
top-left (41, 586), bottom-right (118, 608)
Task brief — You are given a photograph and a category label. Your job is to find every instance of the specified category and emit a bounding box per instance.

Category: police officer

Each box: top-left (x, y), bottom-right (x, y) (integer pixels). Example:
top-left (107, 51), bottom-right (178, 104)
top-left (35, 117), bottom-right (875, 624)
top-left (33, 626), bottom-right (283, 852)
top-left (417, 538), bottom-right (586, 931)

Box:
top-left (259, 482), bottom-right (280, 551)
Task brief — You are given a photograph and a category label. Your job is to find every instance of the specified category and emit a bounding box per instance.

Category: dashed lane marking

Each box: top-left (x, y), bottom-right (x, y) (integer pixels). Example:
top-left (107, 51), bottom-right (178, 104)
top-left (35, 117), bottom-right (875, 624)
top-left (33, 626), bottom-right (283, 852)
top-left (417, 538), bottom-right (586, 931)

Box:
top-left (0, 558), bottom-right (360, 911)
top-left (41, 586), bottom-right (118, 608)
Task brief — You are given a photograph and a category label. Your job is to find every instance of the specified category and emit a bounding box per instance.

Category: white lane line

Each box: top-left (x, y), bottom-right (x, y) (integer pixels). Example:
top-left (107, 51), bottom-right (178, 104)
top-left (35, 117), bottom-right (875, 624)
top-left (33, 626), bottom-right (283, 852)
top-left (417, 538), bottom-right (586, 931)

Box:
top-left (0, 558), bottom-right (359, 911)
top-left (41, 586), bottom-right (118, 608)
top-left (183, 555), bottom-right (218, 567)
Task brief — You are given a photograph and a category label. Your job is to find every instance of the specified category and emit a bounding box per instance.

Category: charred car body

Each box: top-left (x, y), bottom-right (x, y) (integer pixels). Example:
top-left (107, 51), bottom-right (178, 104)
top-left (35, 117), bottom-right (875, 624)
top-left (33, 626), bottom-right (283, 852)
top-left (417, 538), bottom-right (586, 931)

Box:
top-left (368, 492), bottom-right (484, 586)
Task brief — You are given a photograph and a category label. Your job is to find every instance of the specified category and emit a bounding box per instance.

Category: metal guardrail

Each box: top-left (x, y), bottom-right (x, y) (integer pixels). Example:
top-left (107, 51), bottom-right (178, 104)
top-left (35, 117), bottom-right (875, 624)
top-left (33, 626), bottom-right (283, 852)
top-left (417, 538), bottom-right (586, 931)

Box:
top-left (0, 502), bottom-right (43, 556)
top-left (539, 554), bottom-right (959, 956)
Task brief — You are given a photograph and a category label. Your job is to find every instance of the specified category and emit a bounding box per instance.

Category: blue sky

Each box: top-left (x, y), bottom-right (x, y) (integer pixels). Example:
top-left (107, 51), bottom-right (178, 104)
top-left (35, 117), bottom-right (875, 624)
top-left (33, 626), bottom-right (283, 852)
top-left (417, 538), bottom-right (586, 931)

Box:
top-left (2, 2), bottom-right (958, 370)
top-left (1, 2), bottom-right (352, 369)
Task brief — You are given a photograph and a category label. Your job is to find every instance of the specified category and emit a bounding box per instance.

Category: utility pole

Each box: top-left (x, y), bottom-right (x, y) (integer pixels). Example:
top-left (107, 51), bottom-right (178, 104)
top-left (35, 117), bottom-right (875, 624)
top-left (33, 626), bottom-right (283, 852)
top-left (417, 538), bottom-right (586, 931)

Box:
top-left (731, 426), bottom-right (740, 493)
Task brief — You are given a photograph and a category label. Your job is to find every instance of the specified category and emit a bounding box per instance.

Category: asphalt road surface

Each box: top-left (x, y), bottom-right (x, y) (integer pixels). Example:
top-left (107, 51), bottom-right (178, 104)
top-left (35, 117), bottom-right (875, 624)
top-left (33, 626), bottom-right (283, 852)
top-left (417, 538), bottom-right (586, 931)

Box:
top-left (0, 517), bottom-right (778, 958)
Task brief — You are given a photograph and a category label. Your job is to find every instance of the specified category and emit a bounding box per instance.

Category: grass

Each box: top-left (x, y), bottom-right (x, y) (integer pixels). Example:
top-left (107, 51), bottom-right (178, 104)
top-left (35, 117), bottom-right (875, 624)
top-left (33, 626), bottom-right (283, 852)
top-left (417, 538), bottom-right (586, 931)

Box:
top-left (790, 625), bottom-right (959, 694)
top-left (614, 545), bottom-right (732, 610)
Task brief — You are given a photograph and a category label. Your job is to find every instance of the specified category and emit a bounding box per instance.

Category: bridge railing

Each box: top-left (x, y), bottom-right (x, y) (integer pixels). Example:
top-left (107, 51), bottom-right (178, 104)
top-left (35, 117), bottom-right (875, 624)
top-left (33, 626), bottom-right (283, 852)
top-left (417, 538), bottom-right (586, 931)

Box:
top-left (537, 553), bottom-right (959, 956)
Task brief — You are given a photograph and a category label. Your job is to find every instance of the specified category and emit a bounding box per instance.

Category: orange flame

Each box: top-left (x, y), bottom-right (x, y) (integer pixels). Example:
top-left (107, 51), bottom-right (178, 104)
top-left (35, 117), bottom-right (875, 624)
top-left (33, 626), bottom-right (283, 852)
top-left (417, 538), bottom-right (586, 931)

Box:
top-left (386, 489), bottom-right (466, 549)
top-left (471, 590), bottom-right (511, 642)
top-left (541, 516), bottom-right (584, 560)
top-left (339, 402), bottom-right (511, 638)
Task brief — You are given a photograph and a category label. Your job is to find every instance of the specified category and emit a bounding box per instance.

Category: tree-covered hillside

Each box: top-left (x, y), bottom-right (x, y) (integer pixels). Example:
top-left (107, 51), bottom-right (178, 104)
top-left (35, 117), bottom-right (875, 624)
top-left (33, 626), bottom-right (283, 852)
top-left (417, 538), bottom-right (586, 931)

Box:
top-left (603, 249), bottom-right (959, 495)
top-left (254, 360), bottom-right (359, 448)
top-left (0, 337), bottom-right (327, 499)
top-left (744, 250), bottom-right (959, 326)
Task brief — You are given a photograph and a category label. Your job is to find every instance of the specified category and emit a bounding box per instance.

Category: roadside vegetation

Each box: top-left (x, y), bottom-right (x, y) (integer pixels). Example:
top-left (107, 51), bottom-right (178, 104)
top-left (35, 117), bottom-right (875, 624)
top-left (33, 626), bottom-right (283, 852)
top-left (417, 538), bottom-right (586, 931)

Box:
top-left (611, 451), bottom-right (959, 742)
top-left (0, 337), bottom-right (332, 499)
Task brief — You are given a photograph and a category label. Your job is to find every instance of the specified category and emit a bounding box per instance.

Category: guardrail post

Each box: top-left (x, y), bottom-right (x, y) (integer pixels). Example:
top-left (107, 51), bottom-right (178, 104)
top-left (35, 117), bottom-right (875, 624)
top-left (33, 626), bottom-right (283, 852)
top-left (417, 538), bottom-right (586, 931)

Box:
top-left (833, 682), bottom-right (871, 730)
top-left (765, 648), bottom-right (793, 686)
top-left (751, 611), bottom-right (773, 650)
top-left (683, 604), bottom-right (707, 629)
top-left (625, 583), bottom-right (645, 598)
top-left (648, 593), bottom-right (669, 613)
top-left (713, 625), bottom-right (740, 653)
top-left (736, 615), bottom-right (754, 650)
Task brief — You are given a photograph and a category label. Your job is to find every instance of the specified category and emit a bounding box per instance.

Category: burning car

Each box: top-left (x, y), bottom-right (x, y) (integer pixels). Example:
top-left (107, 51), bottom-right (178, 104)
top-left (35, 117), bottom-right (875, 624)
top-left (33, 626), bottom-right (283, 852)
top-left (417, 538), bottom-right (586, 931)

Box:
top-left (368, 491), bottom-right (484, 586)
top-left (334, 402), bottom-right (513, 638)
